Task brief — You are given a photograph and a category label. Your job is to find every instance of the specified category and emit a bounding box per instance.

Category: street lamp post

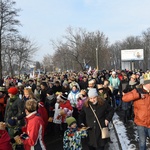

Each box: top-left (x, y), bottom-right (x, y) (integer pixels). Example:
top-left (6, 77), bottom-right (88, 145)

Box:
top-left (96, 48), bottom-right (99, 70)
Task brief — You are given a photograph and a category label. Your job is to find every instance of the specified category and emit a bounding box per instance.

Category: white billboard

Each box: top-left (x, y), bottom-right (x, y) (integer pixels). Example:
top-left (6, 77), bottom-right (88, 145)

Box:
top-left (121, 49), bottom-right (144, 61)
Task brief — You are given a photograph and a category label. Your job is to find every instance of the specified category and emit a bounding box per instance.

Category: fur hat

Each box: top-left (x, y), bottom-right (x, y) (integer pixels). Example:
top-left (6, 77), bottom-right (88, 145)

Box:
top-left (66, 117), bottom-right (76, 126)
top-left (88, 88), bottom-right (98, 98)
top-left (8, 87), bottom-right (18, 95)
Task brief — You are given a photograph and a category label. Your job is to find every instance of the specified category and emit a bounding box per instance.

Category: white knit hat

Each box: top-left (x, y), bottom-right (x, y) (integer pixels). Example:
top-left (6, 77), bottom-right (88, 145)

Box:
top-left (112, 71), bottom-right (116, 75)
top-left (88, 88), bottom-right (98, 98)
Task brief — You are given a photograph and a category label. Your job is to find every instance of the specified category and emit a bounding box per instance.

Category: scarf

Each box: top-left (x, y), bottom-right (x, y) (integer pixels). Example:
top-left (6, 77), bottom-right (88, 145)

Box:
top-left (67, 127), bottom-right (78, 137)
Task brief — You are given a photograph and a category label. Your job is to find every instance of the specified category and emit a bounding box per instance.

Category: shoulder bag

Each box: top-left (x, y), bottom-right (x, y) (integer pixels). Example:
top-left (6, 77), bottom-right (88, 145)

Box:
top-left (89, 104), bottom-right (110, 139)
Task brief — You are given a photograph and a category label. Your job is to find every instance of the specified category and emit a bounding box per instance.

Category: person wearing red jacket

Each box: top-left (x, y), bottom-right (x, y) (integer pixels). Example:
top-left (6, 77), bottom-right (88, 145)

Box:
top-left (38, 102), bottom-right (48, 133)
top-left (19, 99), bottom-right (46, 150)
top-left (58, 92), bottom-right (73, 135)
top-left (122, 84), bottom-right (150, 150)
top-left (0, 122), bottom-right (12, 150)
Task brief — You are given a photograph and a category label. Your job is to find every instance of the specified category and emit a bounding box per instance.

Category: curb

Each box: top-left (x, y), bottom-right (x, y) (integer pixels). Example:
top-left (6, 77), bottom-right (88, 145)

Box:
top-left (112, 120), bottom-right (122, 150)
top-left (112, 113), bottom-right (131, 150)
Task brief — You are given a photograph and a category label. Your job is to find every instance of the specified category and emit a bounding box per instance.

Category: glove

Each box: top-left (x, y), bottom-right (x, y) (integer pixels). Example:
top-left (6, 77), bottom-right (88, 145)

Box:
top-left (7, 118), bottom-right (17, 127)
top-left (14, 135), bottom-right (22, 144)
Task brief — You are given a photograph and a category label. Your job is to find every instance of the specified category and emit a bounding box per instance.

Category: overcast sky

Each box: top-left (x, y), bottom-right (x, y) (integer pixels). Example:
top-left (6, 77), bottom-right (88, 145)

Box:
top-left (15, 0), bottom-right (150, 62)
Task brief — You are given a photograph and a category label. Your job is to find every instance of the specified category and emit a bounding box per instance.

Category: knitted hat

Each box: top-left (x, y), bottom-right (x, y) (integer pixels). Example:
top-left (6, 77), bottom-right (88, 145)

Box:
top-left (8, 87), bottom-right (18, 95)
top-left (8, 118), bottom-right (17, 126)
top-left (88, 88), bottom-right (98, 98)
top-left (66, 117), bottom-right (76, 126)
top-left (60, 92), bottom-right (68, 100)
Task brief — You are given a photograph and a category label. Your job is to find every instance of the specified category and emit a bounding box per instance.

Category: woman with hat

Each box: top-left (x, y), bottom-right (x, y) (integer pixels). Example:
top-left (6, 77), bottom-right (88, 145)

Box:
top-left (4, 87), bottom-right (24, 138)
top-left (79, 88), bottom-right (114, 150)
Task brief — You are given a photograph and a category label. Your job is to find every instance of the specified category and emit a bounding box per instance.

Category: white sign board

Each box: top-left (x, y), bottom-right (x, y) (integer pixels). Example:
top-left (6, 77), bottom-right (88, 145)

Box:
top-left (121, 49), bottom-right (144, 61)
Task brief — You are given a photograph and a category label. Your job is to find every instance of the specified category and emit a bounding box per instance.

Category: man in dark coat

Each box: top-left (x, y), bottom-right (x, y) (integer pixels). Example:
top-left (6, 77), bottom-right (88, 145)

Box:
top-left (79, 76), bottom-right (88, 90)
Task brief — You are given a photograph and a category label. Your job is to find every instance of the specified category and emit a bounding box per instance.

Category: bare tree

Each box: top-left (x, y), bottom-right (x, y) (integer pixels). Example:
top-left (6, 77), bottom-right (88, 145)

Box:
top-left (142, 28), bottom-right (150, 70)
top-left (0, 0), bottom-right (20, 78)
top-left (42, 54), bottom-right (53, 72)
top-left (15, 36), bottom-right (37, 78)
top-left (4, 35), bottom-right (37, 77)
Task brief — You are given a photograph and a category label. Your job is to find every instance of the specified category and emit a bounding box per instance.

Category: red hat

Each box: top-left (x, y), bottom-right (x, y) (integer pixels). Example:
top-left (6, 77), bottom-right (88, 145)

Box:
top-left (8, 87), bottom-right (18, 95)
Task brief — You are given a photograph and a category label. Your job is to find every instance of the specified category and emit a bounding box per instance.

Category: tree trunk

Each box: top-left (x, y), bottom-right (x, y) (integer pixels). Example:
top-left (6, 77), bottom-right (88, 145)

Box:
top-left (0, 36), bottom-right (2, 79)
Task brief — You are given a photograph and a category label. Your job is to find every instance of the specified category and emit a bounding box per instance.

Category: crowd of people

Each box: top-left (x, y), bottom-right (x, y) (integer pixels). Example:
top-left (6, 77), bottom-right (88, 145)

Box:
top-left (0, 68), bottom-right (150, 150)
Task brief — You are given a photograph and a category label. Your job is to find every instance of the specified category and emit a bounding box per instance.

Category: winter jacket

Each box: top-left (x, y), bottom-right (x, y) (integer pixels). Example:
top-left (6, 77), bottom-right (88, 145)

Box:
top-left (0, 130), bottom-right (12, 150)
top-left (109, 76), bottom-right (120, 90)
top-left (122, 89), bottom-right (150, 128)
top-left (22, 111), bottom-right (46, 150)
top-left (68, 90), bottom-right (80, 108)
top-left (79, 101), bottom-right (114, 148)
top-left (38, 107), bottom-right (48, 132)
top-left (59, 100), bottom-right (73, 123)
top-left (63, 127), bottom-right (87, 150)
top-left (4, 96), bottom-right (24, 124)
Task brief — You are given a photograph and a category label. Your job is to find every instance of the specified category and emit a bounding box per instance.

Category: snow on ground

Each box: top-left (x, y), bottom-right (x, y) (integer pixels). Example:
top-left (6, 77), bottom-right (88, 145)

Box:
top-left (108, 122), bottom-right (121, 150)
top-left (112, 113), bottom-right (137, 150)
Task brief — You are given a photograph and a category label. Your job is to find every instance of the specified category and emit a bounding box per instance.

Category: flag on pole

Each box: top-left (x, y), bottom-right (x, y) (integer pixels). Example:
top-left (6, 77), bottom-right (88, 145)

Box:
top-left (87, 66), bottom-right (92, 75)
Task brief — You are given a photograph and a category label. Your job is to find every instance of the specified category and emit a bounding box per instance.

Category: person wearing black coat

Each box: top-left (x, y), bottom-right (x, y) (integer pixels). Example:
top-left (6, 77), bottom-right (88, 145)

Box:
top-left (40, 82), bottom-right (50, 103)
top-left (78, 88), bottom-right (114, 150)
top-left (79, 76), bottom-right (88, 90)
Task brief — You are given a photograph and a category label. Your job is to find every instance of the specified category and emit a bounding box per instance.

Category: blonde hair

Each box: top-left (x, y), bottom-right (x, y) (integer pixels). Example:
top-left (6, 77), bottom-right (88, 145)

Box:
top-left (25, 99), bottom-right (38, 113)
top-left (24, 88), bottom-right (36, 99)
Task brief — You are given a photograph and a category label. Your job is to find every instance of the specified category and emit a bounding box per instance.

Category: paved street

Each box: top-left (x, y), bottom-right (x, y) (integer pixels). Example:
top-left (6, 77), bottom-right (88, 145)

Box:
top-left (45, 122), bottom-right (120, 150)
